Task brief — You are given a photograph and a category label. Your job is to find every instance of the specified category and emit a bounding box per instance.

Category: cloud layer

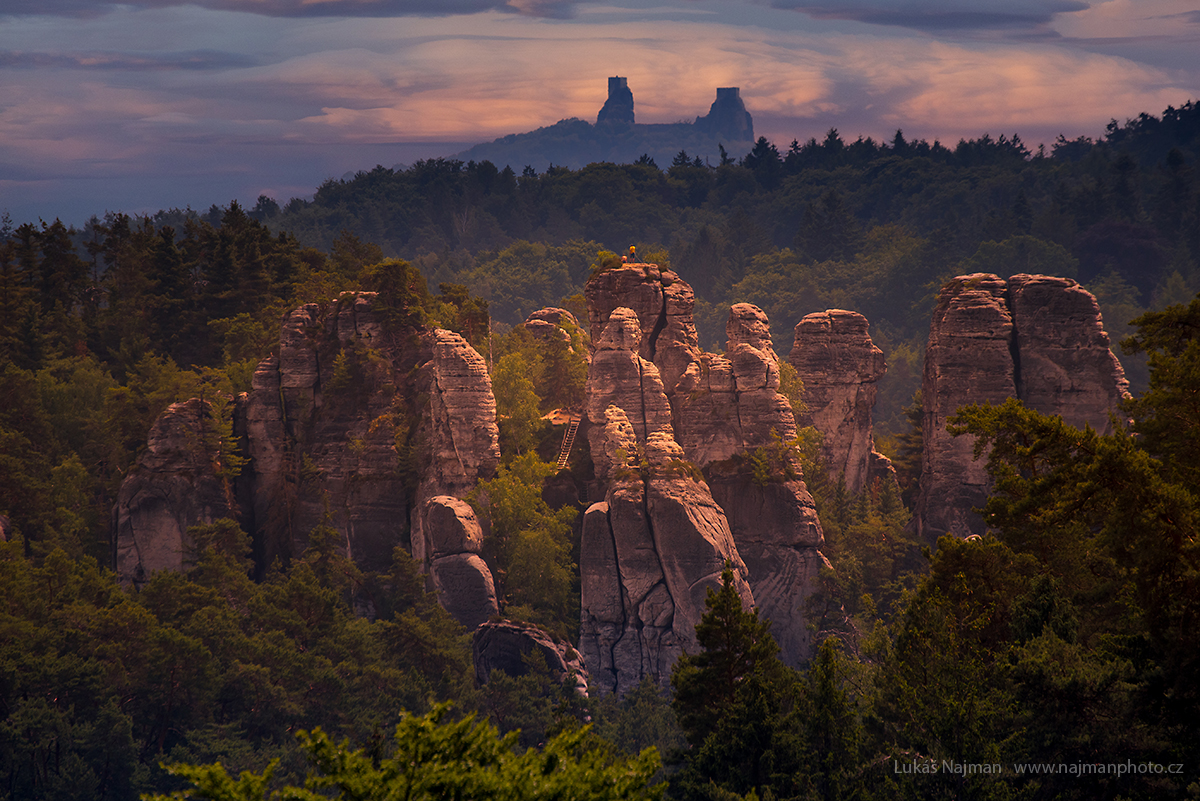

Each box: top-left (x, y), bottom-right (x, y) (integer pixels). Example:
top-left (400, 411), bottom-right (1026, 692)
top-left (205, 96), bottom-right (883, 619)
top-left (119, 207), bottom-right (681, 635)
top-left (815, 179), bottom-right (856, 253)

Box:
top-left (1, 0), bottom-right (579, 19)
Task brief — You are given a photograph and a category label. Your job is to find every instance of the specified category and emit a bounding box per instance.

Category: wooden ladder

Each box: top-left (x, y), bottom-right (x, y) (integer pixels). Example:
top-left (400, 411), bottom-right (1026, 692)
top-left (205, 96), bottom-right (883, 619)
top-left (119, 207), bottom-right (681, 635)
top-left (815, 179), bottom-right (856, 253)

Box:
top-left (556, 416), bottom-right (580, 470)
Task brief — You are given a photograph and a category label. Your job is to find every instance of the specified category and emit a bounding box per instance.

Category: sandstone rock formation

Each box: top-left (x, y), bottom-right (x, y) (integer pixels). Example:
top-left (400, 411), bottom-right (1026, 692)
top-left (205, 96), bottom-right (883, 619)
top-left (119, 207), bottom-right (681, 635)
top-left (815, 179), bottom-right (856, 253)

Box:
top-left (914, 273), bottom-right (1129, 539)
top-left (580, 407), bottom-right (753, 696)
top-left (114, 398), bottom-right (236, 584)
top-left (584, 262), bottom-right (702, 396)
top-left (413, 329), bottom-right (501, 510)
top-left (1006, 274), bottom-right (1130, 430)
top-left (118, 292), bottom-right (501, 627)
top-left (584, 308), bottom-right (674, 481)
top-left (473, 619), bottom-right (588, 695)
top-left (523, 307), bottom-right (580, 346)
top-left (580, 267), bottom-right (829, 685)
top-left (789, 309), bottom-right (894, 494)
top-left (416, 496), bottom-right (498, 630)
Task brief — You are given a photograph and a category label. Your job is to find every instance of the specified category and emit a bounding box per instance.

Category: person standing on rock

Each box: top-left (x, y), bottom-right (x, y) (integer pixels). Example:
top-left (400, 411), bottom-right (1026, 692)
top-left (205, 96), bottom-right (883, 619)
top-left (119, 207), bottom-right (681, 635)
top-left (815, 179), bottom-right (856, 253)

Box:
top-left (628, 245), bottom-right (637, 263)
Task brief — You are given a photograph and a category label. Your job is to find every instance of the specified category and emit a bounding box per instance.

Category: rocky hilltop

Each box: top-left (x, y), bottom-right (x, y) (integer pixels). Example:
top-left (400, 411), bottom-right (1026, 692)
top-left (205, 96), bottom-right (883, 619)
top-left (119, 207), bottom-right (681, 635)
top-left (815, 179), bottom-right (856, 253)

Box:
top-left (455, 78), bottom-right (756, 171)
top-left (914, 273), bottom-right (1129, 539)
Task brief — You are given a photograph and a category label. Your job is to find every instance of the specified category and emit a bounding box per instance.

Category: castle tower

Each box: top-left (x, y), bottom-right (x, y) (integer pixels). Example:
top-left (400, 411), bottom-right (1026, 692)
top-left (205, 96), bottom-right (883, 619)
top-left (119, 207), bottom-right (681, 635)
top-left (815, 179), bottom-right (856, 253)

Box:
top-left (597, 76), bottom-right (635, 125)
top-left (695, 87), bottom-right (754, 141)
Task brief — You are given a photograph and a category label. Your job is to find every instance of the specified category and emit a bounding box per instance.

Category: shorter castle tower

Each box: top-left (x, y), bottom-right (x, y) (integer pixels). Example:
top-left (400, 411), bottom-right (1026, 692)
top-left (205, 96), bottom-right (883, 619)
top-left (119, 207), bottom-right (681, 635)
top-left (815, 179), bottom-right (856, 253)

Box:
top-left (695, 87), bottom-right (754, 141)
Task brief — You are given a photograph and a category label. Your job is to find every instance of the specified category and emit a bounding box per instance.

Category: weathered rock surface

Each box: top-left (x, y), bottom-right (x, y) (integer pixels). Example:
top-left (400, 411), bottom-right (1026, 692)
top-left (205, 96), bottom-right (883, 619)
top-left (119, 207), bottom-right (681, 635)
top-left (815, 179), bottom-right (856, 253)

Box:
top-left (1006, 274), bottom-right (1130, 432)
top-left (580, 407), bottom-right (754, 696)
top-left (473, 619), bottom-right (588, 695)
top-left (118, 293), bottom-right (500, 628)
top-left (914, 273), bottom-right (1129, 539)
top-left (413, 329), bottom-right (501, 505)
top-left (585, 308), bottom-right (674, 481)
top-left (707, 474), bottom-right (827, 664)
top-left (114, 398), bottom-right (236, 584)
top-left (584, 263), bottom-right (702, 396)
top-left (583, 273), bottom-right (835, 671)
top-left (581, 278), bottom-right (831, 678)
top-left (673, 304), bottom-right (797, 465)
top-left (523, 307), bottom-right (580, 346)
top-left (417, 496), bottom-right (498, 631)
top-left (789, 309), bottom-right (893, 494)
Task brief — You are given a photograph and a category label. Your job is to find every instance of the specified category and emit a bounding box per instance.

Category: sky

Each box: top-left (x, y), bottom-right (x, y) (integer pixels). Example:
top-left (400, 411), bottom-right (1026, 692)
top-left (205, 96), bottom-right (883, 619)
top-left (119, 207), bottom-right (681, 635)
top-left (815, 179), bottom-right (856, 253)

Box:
top-left (1, 0), bottom-right (1198, 227)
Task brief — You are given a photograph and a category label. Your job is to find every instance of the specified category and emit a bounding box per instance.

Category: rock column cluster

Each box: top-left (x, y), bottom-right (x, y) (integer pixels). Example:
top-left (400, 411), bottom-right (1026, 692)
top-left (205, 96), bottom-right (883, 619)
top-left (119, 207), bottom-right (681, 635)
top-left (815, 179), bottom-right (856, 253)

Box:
top-left (914, 273), bottom-right (1129, 539)
top-left (580, 265), bottom-right (830, 692)
top-left (116, 292), bottom-right (502, 633)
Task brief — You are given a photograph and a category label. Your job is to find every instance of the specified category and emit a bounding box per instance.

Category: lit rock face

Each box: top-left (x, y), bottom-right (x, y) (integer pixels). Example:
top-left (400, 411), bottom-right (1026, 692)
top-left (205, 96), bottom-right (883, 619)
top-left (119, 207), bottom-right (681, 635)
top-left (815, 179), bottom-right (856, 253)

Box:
top-left (118, 293), bottom-right (501, 627)
top-left (789, 309), bottom-right (894, 495)
top-left (1005, 274), bottom-right (1130, 432)
top-left (673, 304), bottom-right (797, 465)
top-left (417, 496), bottom-right (498, 631)
top-left (414, 328), bottom-right (502, 503)
top-left (579, 407), bottom-right (753, 696)
top-left (523, 307), bottom-right (580, 347)
top-left (580, 269), bottom-right (830, 687)
top-left (584, 263), bottom-right (702, 396)
top-left (114, 398), bottom-right (236, 585)
top-left (584, 307), bottom-right (674, 481)
top-left (914, 273), bottom-right (1129, 539)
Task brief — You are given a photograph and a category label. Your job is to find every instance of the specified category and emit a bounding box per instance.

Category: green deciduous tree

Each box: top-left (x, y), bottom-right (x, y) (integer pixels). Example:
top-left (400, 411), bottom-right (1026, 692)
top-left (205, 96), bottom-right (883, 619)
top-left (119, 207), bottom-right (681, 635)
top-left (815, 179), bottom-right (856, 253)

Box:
top-left (147, 704), bottom-right (662, 801)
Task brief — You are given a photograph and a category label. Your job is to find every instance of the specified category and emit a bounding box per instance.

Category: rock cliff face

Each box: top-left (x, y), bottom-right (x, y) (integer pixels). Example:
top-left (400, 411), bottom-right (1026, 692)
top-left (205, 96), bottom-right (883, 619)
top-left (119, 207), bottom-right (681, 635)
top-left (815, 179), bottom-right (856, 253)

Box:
top-left (1006, 274), bottom-right (1130, 429)
top-left (118, 293), bottom-right (501, 625)
top-left (579, 265), bottom-right (828, 689)
top-left (584, 308), bottom-right (675, 480)
top-left (580, 407), bottom-right (753, 696)
top-left (789, 310), bottom-right (894, 495)
top-left (914, 273), bottom-right (1129, 539)
top-left (114, 398), bottom-right (237, 584)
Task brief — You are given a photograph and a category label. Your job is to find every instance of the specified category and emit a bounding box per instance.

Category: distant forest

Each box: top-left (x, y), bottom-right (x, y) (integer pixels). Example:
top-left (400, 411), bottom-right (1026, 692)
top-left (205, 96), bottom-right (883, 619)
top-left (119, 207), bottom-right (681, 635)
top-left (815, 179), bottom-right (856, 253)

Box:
top-left (1, 99), bottom-right (1199, 801)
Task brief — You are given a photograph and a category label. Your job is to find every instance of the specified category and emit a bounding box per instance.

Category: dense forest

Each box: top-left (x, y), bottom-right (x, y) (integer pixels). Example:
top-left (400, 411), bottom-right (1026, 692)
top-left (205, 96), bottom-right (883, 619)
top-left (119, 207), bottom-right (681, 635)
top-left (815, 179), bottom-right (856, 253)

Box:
top-left (1, 100), bottom-right (1199, 799)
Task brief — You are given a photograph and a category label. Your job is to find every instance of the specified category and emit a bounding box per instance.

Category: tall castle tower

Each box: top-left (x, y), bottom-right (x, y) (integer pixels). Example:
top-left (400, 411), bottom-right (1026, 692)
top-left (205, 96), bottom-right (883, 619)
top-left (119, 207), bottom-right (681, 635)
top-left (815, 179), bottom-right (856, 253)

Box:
top-left (597, 76), bottom-right (635, 125)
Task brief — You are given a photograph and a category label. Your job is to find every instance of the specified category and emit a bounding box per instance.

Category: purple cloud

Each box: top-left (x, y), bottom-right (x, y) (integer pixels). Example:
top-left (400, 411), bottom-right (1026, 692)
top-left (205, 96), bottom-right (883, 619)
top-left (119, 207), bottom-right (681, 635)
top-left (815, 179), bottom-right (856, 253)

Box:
top-left (0, 50), bottom-right (256, 70)
top-left (0, 0), bottom-right (577, 19)
top-left (771, 0), bottom-right (1090, 34)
